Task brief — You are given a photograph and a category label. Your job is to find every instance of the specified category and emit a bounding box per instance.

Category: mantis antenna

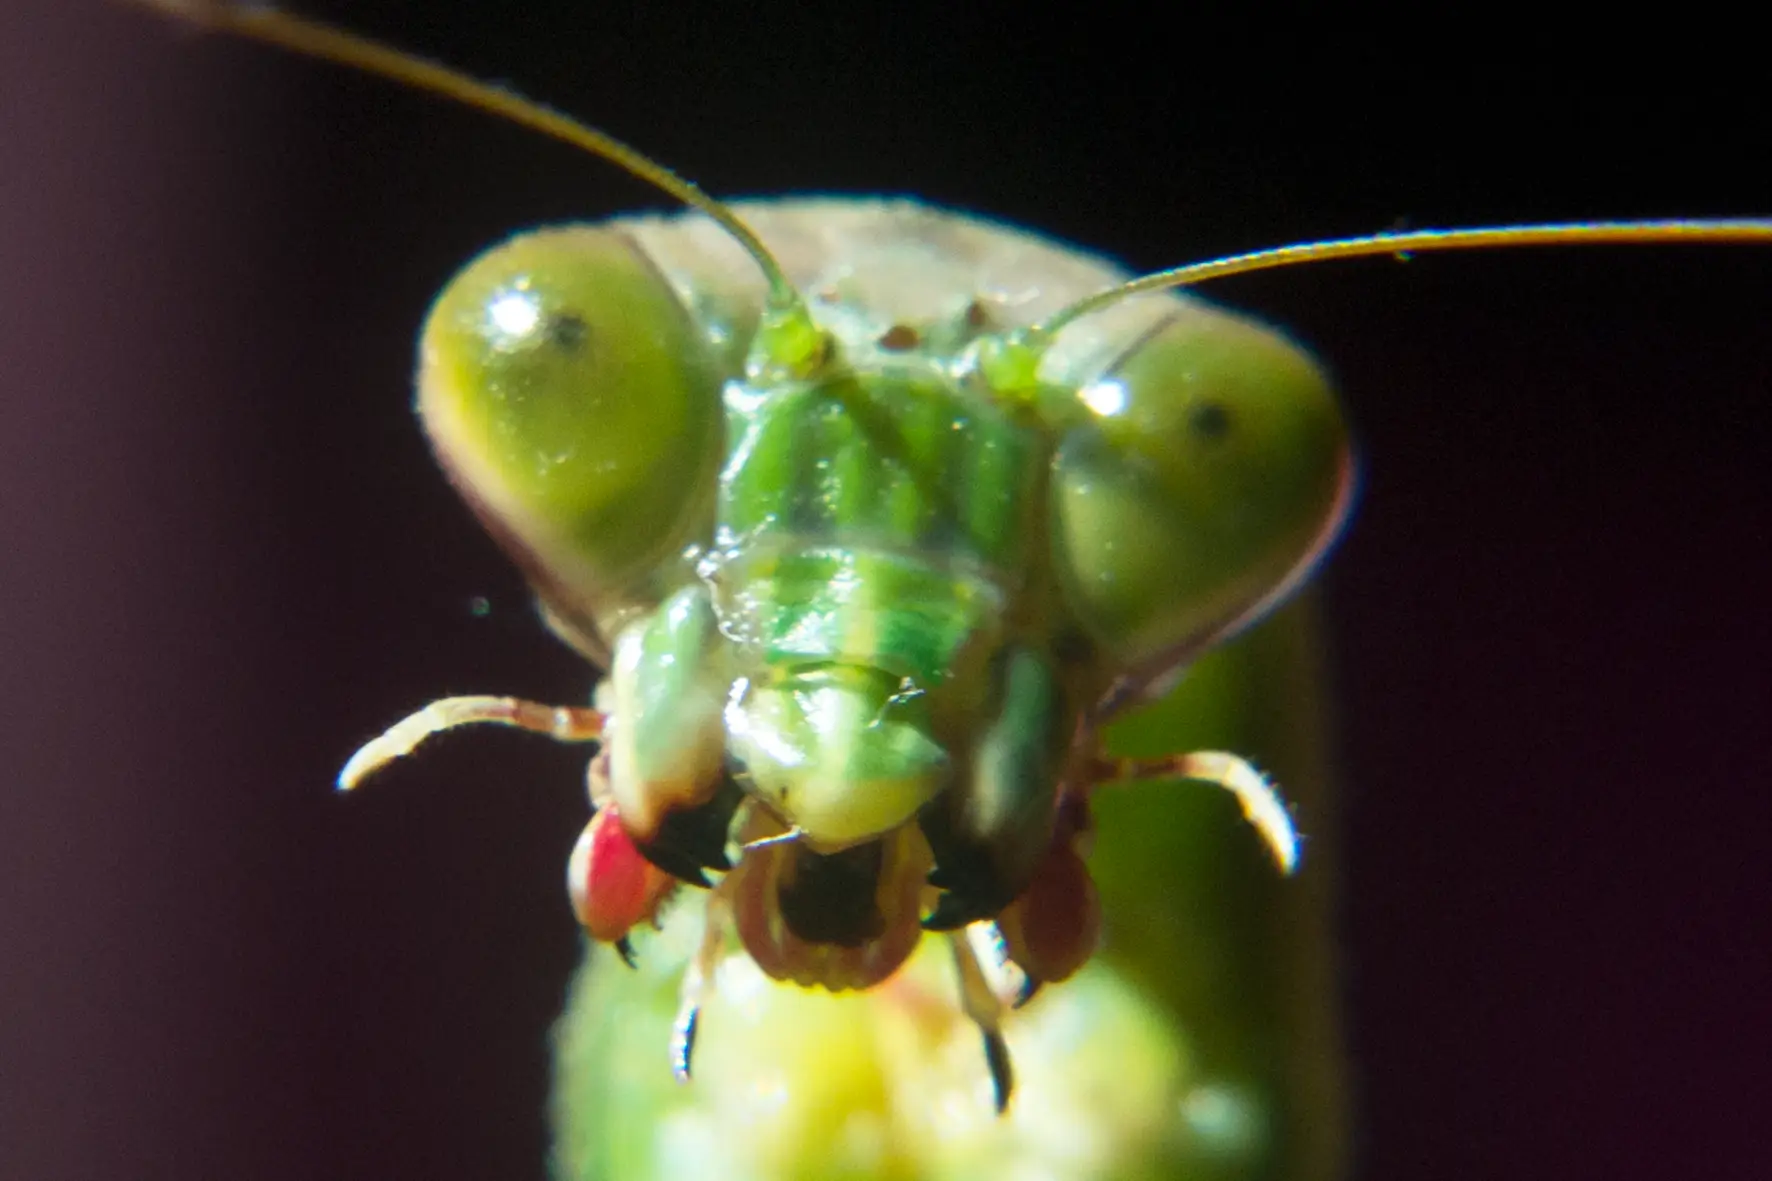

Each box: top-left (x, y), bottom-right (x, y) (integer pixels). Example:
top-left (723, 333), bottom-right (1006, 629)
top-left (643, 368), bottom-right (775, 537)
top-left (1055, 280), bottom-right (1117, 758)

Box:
top-left (1036, 220), bottom-right (1772, 339)
top-left (132, 4), bottom-right (1769, 383)
top-left (129, 0), bottom-right (825, 367)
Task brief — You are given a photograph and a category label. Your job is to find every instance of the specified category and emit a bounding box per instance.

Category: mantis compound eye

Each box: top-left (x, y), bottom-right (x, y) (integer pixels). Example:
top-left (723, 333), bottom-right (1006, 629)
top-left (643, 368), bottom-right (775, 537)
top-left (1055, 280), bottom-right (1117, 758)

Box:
top-left (1049, 307), bottom-right (1354, 693)
top-left (419, 227), bottom-right (726, 646)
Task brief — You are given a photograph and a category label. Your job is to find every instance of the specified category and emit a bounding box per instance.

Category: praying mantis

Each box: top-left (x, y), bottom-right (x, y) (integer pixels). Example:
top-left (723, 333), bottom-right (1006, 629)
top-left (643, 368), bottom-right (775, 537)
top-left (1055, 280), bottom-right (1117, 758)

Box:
top-left (128, 4), bottom-right (1772, 1170)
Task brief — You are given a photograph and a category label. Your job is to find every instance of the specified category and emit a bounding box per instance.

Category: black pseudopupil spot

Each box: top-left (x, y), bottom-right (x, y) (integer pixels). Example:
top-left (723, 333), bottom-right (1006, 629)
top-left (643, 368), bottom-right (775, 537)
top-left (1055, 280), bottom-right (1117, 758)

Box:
top-left (1189, 400), bottom-right (1232, 440)
top-left (548, 311), bottom-right (590, 352)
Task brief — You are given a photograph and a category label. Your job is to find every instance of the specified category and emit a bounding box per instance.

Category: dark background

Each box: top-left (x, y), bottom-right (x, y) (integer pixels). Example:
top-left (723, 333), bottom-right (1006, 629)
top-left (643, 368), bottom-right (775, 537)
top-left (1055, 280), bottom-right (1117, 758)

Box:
top-left (7, 3), bottom-right (1768, 1179)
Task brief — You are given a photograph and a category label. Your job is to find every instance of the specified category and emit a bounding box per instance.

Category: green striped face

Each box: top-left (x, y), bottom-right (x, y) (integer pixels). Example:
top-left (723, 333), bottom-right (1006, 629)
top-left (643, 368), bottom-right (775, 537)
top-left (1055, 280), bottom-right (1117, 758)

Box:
top-left (411, 201), bottom-right (1352, 997)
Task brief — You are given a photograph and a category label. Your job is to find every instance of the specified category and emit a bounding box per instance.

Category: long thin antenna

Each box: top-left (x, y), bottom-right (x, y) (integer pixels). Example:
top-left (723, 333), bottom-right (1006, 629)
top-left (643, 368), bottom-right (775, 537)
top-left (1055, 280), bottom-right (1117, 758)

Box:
top-left (1038, 220), bottom-right (1772, 339)
top-left (131, 1), bottom-right (805, 315)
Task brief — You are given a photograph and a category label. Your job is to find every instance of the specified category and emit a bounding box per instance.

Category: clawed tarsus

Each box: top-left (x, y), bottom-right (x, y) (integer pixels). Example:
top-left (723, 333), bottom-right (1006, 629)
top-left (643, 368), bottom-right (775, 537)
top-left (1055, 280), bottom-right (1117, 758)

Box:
top-left (669, 893), bottom-right (730, 1083)
top-left (951, 929), bottom-right (1016, 1113)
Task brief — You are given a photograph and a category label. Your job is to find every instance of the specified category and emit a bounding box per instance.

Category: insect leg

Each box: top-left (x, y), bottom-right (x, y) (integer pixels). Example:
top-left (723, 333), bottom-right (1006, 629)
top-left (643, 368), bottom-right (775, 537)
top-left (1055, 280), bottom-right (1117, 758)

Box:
top-left (964, 919), bottom-right (1036, 1010)
top-left (670, 891), bottom-right (731, 1084)
top-left (604, 589), bottom-right (728, 837)
top-left (338, 695), bottom-right (605, 791)
top-left (1092, 750), bottom-right (1299, 874)
top-left (949, 929), bottom-right (1016, 1114)
top-left (920, 647), bottom-right (1068, 931)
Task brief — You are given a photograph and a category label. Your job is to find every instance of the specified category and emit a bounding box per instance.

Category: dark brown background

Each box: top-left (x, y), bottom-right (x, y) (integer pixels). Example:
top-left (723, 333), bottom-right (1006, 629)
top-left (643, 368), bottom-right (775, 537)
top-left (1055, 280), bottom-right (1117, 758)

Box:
top-left (7, 4), bottom-right (1768, 1179)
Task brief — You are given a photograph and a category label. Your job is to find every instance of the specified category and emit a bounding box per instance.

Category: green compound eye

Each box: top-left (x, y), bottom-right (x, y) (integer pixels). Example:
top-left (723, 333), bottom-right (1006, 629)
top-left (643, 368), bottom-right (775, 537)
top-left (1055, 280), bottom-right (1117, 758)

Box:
top-left (419, 227), bottom-right (725, 636)
top-left (1051, 307), bottom-right (1354, 680)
